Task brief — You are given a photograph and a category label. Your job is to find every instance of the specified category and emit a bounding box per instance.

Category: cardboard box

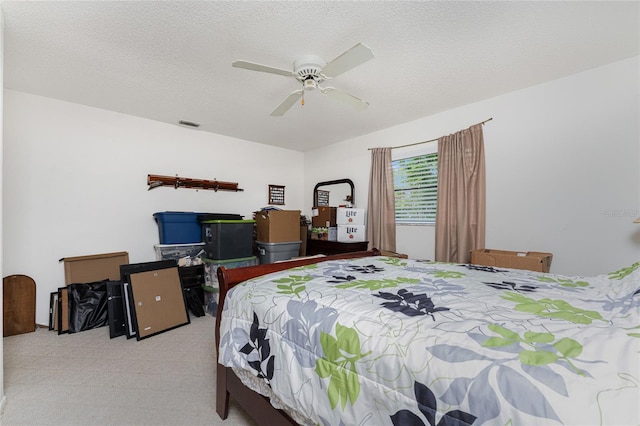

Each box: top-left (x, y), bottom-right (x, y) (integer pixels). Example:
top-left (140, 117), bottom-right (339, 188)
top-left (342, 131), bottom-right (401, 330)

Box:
top-left (470, 249), bottom-right (553, 272)
top-left (336, 208), bottom-right (366, 225)
top-left (299, 225), bottom-right (308, 256)
top-left (59, 251), bottom-right (130, 285)
top-left (337, 225), bottom-right (366, 242)
top-left (255, 210), bottom-right (301, 243)
top-left (312, 206), bottom-right (337, 227)
top-left (380, 250), bottom-right (409, 259)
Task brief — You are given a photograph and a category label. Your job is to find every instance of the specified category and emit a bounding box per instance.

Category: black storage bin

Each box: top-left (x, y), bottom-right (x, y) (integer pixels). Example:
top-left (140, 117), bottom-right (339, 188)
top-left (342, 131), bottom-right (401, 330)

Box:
top-left (196, 213), bottom-right (243, 223)
top-left (202, 220), bottom-right (255, 260)
top-left (178, 265), bottom-right (205, 288)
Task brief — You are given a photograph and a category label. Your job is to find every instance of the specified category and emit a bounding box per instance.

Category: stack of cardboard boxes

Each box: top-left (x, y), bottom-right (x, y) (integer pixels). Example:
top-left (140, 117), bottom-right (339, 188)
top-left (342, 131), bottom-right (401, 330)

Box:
top-left (254, 209), bottom-right (302, 263)
top-left (311, 207), bottom-right (366, 243)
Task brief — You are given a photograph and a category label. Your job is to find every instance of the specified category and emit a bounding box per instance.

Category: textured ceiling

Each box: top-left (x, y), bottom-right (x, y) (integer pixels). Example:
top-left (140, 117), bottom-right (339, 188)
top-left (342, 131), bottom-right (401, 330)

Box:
top-left (2, 1), bottom-right (638, 152)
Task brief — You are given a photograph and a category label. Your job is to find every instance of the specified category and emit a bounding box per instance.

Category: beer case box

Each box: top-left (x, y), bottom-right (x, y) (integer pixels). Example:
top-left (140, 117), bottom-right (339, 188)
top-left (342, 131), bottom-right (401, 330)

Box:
top-left (336, 208), bottom-right (366, 225)
top-left (255, 209), bottom-right (301, 243)
top-left (337, 225), bottom-right (366, 243)
top-left (470, 249), bottom-right (553, 273)
top-left (312, 206), bottom-right (337, 227)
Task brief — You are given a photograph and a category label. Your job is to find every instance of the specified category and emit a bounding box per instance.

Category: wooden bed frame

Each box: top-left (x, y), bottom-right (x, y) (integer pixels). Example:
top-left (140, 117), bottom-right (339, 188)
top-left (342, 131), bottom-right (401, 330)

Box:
top-left (214, 249), bottom-right (380, 425)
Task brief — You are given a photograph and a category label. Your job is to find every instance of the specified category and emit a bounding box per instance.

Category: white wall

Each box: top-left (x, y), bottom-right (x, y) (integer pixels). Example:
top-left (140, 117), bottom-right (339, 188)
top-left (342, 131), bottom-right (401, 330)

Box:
top-left (0, 5), bottom-right (5, 412)
top-left (4, 57), bottom-right (639, 326)
top-left (303, 56), bottom-right (640, 276)
top-left (2, 91), bottom-right (304, 325)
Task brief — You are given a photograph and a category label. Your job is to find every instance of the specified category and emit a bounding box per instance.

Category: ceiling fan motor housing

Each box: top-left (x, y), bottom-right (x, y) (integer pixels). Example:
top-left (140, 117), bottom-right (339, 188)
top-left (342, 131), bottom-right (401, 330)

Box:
top-left (294, 54), bottom-right (326, 86)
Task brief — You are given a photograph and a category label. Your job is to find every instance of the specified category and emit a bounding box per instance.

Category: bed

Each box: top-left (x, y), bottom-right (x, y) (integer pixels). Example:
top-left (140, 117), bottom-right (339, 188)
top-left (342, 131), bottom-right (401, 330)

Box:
top-left (215, 250), bottom-right (639, 425)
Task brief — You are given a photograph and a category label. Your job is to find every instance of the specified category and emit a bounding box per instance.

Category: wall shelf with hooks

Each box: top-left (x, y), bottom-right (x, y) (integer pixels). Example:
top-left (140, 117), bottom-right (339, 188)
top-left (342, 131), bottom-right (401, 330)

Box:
top-left (147, 174), bottom-right (244, 192)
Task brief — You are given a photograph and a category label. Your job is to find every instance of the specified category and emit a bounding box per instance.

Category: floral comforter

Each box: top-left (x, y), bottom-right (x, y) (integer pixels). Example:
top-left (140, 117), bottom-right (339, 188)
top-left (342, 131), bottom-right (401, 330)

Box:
top-left (218, 256), bottom-right (640, 425)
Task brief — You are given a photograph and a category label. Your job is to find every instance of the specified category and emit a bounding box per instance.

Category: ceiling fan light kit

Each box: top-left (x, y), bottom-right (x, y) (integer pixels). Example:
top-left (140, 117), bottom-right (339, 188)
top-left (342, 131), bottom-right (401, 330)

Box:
top-left (232, 43), bottom-right (374, 116)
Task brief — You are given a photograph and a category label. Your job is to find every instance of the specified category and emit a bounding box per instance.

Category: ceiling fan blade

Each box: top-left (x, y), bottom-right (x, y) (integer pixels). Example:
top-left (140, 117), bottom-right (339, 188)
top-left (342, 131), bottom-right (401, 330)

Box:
top-left (271, 90), bottom-right (304, 116)
top-left (321, 43), bottom-right (374, 78)
top-left (232, 60), bottom-right (293, 77)
top-left (321, 87), bottom-right (369, 111)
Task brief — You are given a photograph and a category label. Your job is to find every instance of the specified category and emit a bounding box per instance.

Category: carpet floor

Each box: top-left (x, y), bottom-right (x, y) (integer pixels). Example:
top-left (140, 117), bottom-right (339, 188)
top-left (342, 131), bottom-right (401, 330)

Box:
top-left (1, 314), bottom-right (255, 426)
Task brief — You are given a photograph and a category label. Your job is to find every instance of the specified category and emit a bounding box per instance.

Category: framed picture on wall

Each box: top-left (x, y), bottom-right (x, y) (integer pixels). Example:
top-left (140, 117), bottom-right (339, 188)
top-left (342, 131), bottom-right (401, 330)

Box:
top-left (268, 185), bottom-right (285, 205)
top-left (316, 190), bottom-right (330, 206)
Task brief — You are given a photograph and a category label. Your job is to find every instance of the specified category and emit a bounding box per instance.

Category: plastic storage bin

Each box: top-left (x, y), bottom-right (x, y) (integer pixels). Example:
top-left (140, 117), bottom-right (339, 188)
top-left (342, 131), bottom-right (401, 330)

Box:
top-left (202, 256), bottom-right (259, 316)
top-left (154, 243), bottom-right (205, 261)
top-left (204, 291), bottom-right (218, 316)
top-left (197, 213), bottom-right (243, 223)
top-left (202, 220), bottom-right (255, 260)
top-left (153, 212), bottom-right (202, 244)
top-left (203, 256), bottom-right (259, 288)
top-left (256, 241), bottom-right (301, 264)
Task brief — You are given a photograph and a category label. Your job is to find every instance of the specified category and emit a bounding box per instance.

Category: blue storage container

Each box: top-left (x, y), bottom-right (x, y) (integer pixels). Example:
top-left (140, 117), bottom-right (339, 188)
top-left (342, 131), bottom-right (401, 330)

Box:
top-left (153, 212), bottom-right (202, 244)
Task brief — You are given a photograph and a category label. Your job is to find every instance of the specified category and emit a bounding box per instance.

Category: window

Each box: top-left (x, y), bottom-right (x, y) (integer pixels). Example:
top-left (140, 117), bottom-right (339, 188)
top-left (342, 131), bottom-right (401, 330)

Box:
top-left (392, 153), bottom-right (438, 224)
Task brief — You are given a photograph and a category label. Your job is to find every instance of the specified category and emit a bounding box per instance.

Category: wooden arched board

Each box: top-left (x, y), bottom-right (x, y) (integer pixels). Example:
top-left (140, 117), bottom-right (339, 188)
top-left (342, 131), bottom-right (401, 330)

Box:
top-left (3, 274), bottom-right (36, 336)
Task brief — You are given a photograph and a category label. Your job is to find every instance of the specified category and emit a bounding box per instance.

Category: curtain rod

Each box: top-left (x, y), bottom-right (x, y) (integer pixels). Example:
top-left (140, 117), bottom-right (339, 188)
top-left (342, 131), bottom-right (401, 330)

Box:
top-left (368, 117), bottom-right (493, 151)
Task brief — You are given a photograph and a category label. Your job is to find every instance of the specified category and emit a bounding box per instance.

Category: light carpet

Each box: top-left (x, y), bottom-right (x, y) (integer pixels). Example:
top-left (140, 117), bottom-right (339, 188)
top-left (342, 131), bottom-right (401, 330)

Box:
top-left (1, 314), bottom-right (254, 426)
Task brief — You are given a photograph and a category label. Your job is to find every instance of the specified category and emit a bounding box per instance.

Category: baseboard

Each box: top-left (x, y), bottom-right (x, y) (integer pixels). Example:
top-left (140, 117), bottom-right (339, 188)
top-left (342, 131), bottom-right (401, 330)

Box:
top-left (0, 394), bottom-right (7, 414)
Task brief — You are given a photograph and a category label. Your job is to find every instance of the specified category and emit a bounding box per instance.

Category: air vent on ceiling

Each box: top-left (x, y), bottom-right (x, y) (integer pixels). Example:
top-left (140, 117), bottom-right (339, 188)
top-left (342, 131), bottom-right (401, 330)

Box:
top-left (178, 120), bottom-right (200, 128)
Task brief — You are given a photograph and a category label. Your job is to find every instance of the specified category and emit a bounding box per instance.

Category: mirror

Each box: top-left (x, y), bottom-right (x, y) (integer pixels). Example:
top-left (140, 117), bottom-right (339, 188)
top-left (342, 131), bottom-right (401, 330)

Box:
top-left (313, 179), bottom-right (355, 207)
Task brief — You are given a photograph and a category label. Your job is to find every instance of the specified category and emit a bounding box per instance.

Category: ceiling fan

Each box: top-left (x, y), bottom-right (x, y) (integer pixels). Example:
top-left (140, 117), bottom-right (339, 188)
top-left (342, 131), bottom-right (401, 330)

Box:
top-left (232, 43), bottom-right (374, 116)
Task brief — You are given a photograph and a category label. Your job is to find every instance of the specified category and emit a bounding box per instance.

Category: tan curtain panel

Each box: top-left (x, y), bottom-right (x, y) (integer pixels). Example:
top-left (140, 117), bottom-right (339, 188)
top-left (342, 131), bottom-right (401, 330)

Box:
top-left (435, 124), bottom-right (486, 263)
top-left (366, 147), bottom-right (396, 252)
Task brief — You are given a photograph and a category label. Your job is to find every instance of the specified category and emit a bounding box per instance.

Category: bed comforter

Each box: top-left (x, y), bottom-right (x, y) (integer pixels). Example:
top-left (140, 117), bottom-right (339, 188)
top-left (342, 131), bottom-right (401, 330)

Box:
top-left (218, 256), bottom-right (640, 425)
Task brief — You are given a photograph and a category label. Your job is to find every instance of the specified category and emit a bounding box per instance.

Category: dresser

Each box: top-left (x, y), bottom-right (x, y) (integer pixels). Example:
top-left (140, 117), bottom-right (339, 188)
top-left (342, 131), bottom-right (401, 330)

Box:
top-left (306, 239), bottom-right (369, 256)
